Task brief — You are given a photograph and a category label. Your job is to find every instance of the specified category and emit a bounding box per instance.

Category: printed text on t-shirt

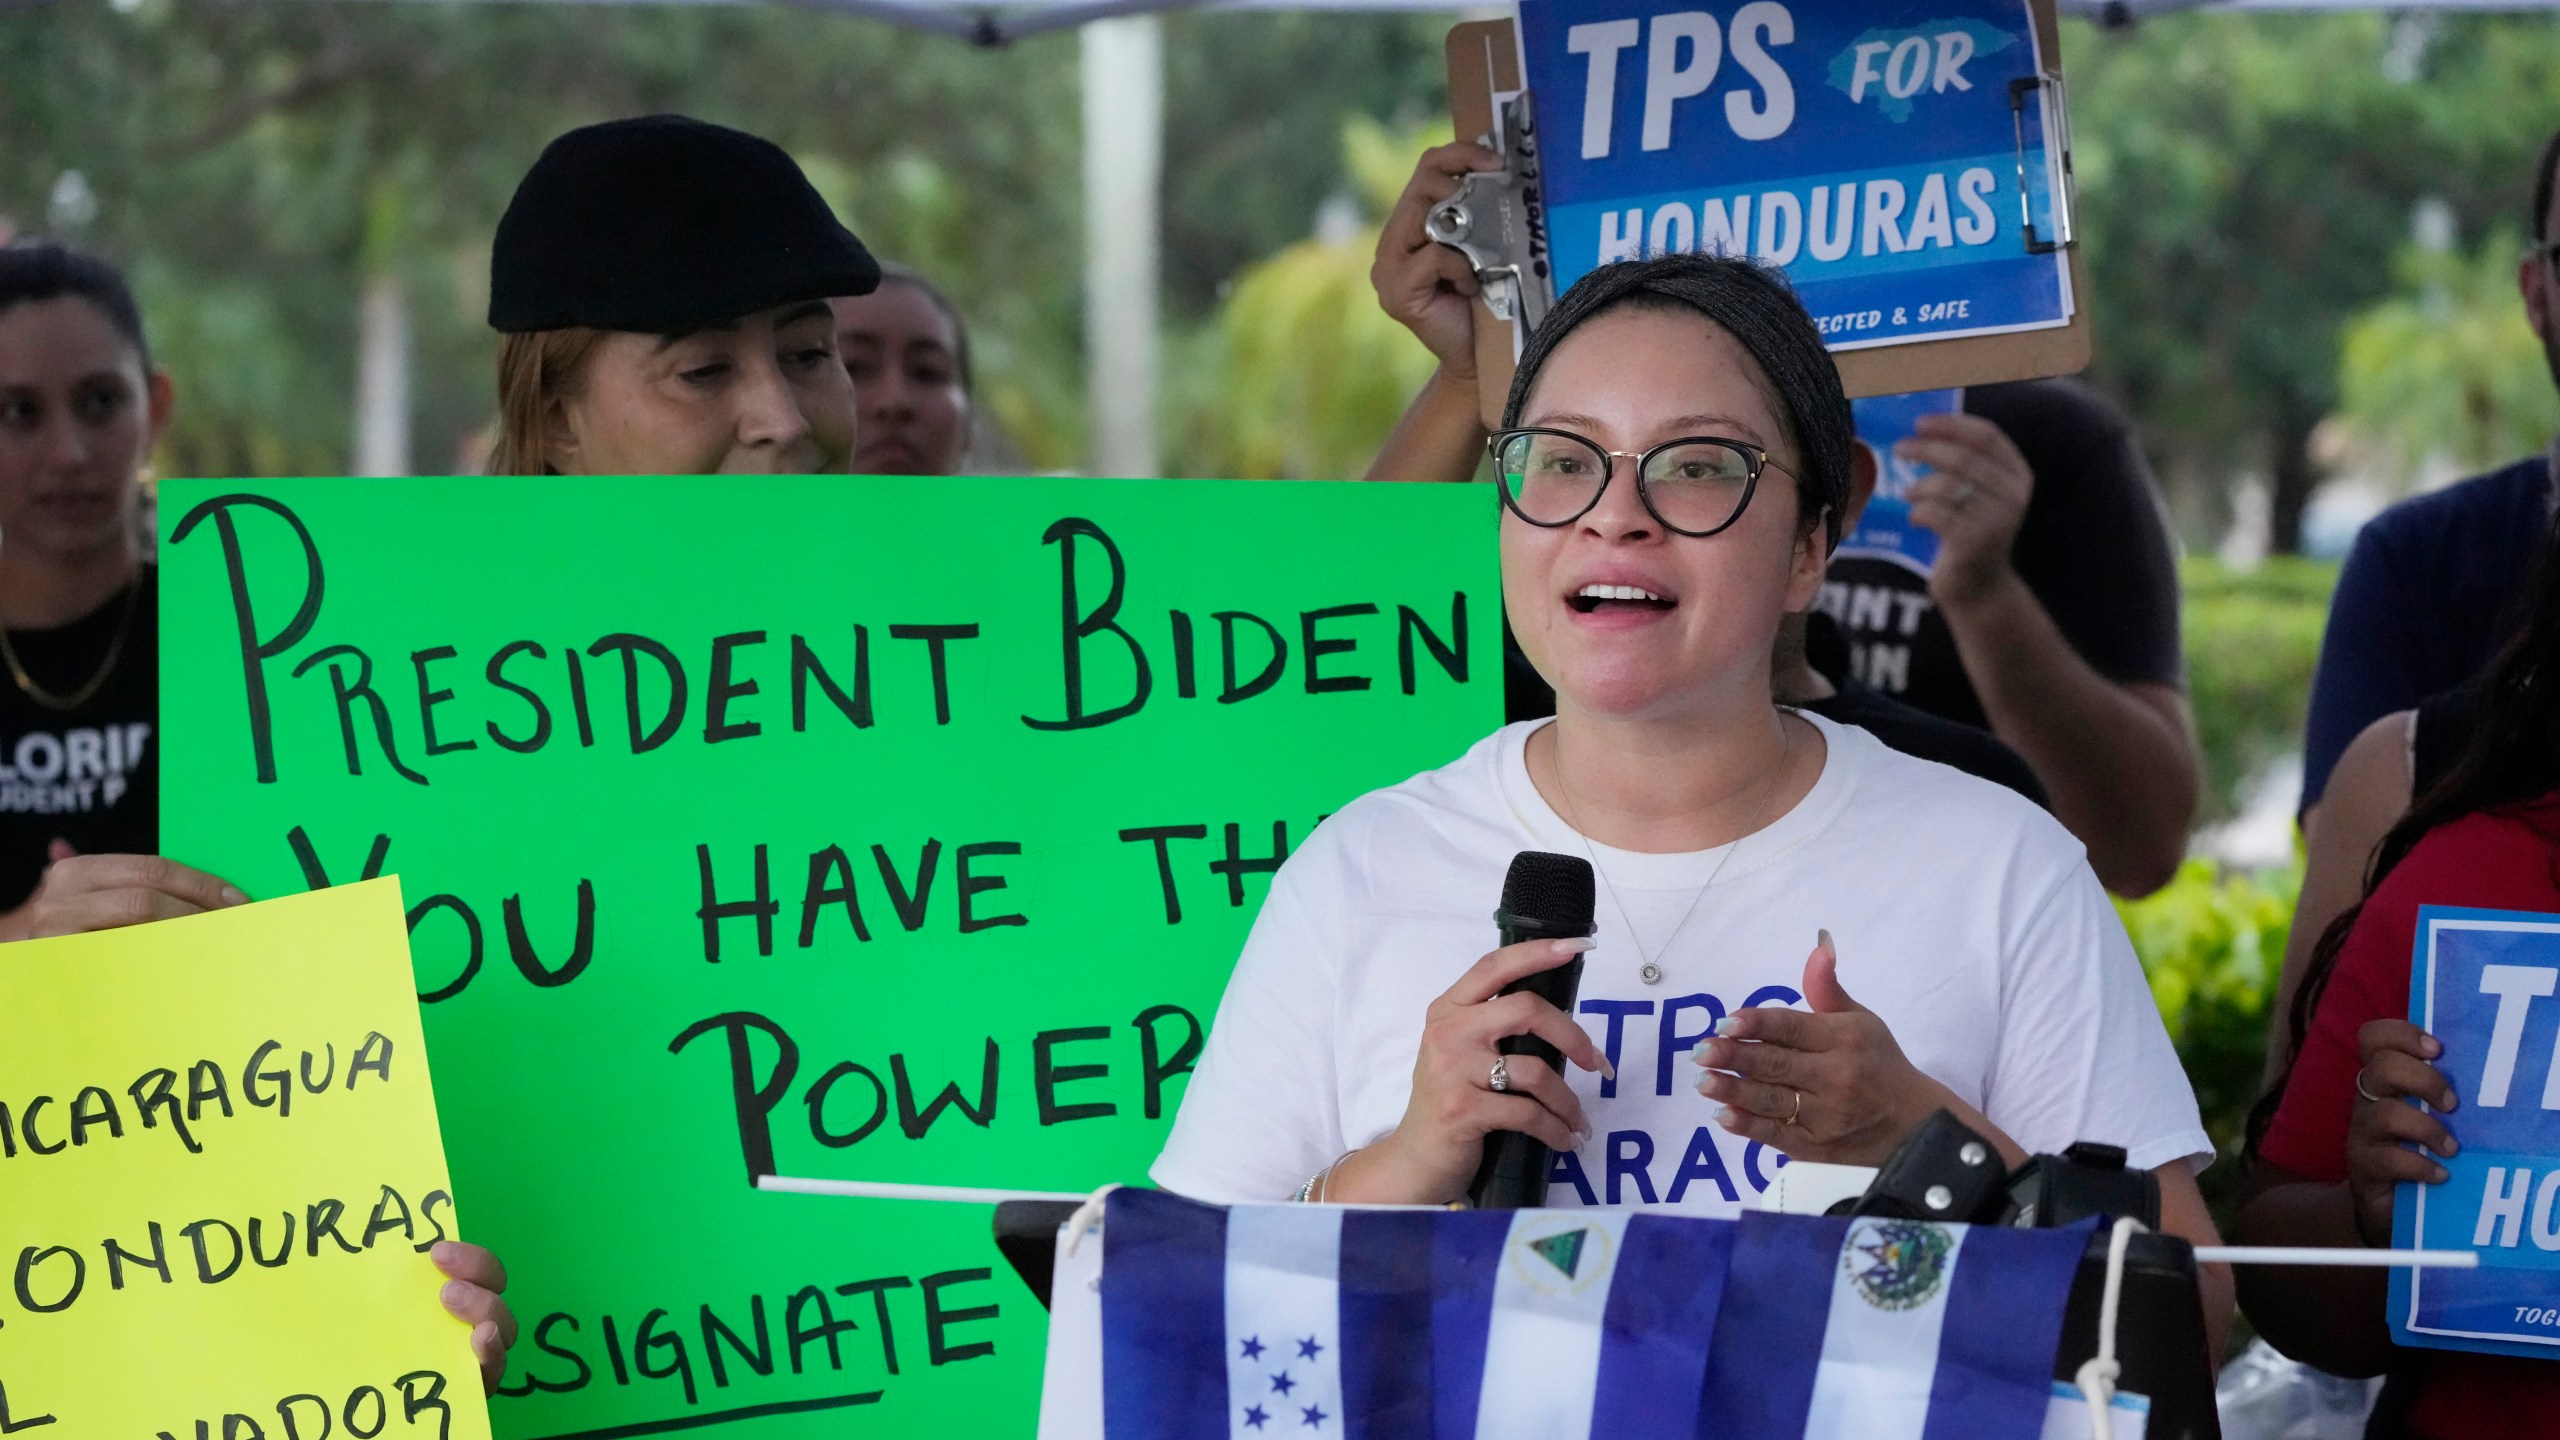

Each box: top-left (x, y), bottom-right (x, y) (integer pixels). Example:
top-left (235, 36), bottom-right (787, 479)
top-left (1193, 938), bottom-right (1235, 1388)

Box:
top-left (0, 723), bottom-right (152, 815)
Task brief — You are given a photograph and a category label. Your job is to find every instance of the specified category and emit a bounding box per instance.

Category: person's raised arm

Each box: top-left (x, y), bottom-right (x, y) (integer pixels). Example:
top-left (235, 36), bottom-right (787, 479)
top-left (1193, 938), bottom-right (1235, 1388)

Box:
top-left (1365, 142), bottom-right (1503, 485)
top-left (1900, 414), bottom-right (2199, 896)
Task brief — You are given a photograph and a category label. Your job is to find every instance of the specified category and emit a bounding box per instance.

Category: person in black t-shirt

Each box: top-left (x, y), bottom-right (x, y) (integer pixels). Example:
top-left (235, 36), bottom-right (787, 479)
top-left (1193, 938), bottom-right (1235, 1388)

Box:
top-left (0, 240), bottom-right (519, 1387)
top-left (1790, 608), bottom-right (2047, 808)
top-left (0, 244), bottom-right (187, 927)
top-left (1820, 380), bottom-right (2197, 896)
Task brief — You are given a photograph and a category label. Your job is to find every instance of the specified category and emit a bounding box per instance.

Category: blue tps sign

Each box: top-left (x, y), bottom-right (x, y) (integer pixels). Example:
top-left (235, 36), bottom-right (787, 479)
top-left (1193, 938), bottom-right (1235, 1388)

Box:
top-left (1839, 388), bottom-right (1964, 576)
top-left (2393, 907), bottom-right (2560, 1359)
top-left (1516, 1), bottom-right (2070, 349)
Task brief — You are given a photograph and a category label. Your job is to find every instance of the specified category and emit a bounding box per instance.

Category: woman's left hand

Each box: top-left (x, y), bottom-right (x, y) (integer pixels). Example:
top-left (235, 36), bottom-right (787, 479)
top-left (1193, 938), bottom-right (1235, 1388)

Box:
top-left (2346, 1018), bottom-right (2458, 1247)
top-left (1690, 932), bottom-right (1935, 1165)
top-left (432, 1240), bottom-right (518, 1392)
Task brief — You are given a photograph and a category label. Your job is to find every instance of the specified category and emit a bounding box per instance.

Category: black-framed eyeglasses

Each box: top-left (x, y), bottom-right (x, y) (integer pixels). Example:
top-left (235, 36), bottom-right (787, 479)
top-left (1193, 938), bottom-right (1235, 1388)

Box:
top-left (1488, 427), bottom-right (1793, 538)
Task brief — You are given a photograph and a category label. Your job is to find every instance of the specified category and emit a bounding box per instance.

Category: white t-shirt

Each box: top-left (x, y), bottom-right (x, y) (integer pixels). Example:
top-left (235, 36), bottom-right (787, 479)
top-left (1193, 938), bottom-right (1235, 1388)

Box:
top-left (1151, 712), bottom-right (2209, 1214)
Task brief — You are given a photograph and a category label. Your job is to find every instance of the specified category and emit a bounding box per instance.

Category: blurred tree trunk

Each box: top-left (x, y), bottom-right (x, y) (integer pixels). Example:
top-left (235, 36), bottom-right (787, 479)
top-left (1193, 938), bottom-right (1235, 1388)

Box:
top-left (353, 180), bottom-right (411, 478)
top-left (354, 271), bottom-right (411, 477)
top-left (1081, 16), bottom-right (1162, 480)
top-left (2268, 386), bottom-right (2320, 556)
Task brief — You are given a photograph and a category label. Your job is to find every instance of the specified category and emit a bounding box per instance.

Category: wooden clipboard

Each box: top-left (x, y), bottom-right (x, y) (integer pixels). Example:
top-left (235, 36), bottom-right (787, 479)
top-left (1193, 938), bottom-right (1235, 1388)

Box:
top-left (1445, 1), bottom-right (2090, 420)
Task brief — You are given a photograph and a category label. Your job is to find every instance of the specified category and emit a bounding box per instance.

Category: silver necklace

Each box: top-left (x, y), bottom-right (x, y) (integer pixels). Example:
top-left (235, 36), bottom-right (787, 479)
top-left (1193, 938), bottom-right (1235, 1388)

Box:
top-left (1547, 720), bottom-right (1792, 987)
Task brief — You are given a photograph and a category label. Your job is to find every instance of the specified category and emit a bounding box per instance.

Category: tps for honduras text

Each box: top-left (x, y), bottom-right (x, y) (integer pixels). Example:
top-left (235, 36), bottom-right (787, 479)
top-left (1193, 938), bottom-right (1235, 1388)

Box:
top-left (2461, 962), bottom-right (2560, 1254)
top-left (1560, 8), bottom-right (2012, 273)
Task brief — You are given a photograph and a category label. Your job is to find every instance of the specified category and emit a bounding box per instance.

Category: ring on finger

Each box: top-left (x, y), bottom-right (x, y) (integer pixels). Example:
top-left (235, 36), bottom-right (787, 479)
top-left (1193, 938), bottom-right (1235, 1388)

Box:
top-left (1954, 480), bottom-right (1977, 509)
top-left (1785, 1088), bottom-right (1804, 1127)
top-left (1489, 1056), bottom-right (1511, 1094)
top-left (2354, 1068), bottom-right (2387, 1105)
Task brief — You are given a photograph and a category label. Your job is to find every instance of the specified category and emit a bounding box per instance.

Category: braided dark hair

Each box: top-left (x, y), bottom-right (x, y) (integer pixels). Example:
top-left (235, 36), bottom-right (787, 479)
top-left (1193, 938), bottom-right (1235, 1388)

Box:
top-left (1502, 252), bottom-right (1852, 550)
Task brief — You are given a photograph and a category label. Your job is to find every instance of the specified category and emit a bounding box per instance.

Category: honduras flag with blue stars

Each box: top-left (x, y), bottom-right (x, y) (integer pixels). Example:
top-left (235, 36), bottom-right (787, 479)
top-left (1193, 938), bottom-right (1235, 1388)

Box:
top-left (1090, 1189), bottom-right (2094, 1440)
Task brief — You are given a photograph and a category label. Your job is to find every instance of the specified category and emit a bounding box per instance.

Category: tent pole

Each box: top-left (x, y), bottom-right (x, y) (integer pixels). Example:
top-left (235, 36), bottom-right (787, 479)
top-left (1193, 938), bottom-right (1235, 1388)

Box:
top-left (1080, 13), bottom-right (1162, 478)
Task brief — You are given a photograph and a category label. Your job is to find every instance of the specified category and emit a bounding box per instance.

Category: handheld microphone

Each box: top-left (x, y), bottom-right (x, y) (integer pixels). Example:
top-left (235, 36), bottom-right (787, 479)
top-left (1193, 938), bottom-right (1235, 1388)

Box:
top-left (1467, 850), bottom-right (1598, 1209)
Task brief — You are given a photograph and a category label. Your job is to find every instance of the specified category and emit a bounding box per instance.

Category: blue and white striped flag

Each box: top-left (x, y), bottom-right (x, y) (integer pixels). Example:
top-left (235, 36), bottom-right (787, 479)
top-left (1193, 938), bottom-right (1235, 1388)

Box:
top-left (1087, 1190), bottom-right (2090, 1440)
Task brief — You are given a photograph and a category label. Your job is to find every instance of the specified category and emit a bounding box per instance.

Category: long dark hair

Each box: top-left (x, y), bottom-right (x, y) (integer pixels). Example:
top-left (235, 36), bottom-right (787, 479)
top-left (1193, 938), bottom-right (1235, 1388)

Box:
top-left (2247, 517), bottom-right (2560, 1158)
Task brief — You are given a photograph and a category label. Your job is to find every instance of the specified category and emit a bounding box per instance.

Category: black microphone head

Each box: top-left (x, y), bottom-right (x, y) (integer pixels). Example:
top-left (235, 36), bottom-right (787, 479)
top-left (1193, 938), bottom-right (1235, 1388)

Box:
top-left (1497, 851), bottom-right (1596, 938)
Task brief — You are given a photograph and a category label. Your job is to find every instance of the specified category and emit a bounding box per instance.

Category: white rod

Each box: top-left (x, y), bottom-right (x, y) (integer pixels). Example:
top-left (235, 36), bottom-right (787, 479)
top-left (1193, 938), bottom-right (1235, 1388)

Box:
top-left (2194, 1246), bottom-right (2477, 1269)
top-left (754, 1181), bottom-right (2494, 1267)
top-left (758, 1174), bottom-right (1088, 1205)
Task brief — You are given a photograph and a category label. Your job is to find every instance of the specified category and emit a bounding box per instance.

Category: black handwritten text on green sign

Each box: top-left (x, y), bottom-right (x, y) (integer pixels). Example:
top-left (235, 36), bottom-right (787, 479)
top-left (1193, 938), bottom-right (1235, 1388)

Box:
top-left (159, 475), bottom-right (1498, 1440)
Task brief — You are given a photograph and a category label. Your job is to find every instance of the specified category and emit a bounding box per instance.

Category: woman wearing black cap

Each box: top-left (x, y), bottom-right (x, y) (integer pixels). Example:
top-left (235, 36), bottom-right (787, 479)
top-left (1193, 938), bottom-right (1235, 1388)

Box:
top-left (9, 113), bottom-right (886, 1386)
top-left (481, 114), bottom-right (883, 477)
top-left (21, 114), bottom-right (886, 937)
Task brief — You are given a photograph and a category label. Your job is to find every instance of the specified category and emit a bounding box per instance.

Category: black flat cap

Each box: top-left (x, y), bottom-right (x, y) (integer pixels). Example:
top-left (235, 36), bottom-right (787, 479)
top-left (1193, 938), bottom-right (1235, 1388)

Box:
top-left (488, 114), bottom-right (880, 334)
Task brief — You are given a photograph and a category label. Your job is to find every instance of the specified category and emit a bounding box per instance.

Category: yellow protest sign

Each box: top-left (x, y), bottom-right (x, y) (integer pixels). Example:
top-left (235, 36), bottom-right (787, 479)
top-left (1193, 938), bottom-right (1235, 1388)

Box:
top-left (0, 877), bottom-right (489, 1440)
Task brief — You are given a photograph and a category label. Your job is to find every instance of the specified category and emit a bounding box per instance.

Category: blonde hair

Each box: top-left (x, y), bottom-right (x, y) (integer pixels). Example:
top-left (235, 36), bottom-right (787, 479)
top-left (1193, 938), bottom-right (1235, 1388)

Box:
top-left (488, 327), bottom-right (607, 475)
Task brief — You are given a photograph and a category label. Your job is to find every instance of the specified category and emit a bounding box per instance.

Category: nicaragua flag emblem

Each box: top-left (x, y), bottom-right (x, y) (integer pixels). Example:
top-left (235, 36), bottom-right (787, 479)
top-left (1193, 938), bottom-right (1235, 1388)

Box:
top-left (1087, 1190), bottom-right (2093, 1440)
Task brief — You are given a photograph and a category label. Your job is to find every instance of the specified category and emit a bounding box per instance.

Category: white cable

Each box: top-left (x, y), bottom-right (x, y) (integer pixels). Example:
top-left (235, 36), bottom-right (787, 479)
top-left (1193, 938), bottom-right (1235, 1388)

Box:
top-left (755, 1174), bottom-right (1087, 1205)
top-left (2193, 1245), bottom-right (2475, 1269)
top-left (2074, 1215), bottom-right (2143, 1440)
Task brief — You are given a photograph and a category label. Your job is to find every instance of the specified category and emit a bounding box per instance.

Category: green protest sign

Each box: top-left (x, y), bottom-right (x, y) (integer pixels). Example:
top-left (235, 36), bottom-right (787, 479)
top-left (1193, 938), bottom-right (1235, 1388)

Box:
top-left (158, 475), bottom-right (1499, 1439)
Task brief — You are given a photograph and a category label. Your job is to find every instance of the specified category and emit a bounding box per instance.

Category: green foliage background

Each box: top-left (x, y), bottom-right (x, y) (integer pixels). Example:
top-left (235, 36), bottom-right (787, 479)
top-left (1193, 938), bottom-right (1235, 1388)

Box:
top-left (2183, 556), bottom-right (2338, 824)
top-left (2119, 858), bottom-right (2297, 1205)
top-left (7, 7), bottom-right (2558, 501)
top-left (2131, 557), bottom-right (2338, 1200)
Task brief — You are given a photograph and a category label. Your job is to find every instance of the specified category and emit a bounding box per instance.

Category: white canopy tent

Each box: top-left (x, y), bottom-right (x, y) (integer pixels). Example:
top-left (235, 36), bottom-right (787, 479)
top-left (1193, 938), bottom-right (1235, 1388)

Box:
top-left (434, 0), bottom-right (2560, 46)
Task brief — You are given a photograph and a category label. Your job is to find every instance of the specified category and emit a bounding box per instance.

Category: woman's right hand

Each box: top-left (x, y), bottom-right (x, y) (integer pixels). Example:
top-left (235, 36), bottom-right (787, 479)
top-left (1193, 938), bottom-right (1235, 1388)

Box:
top-left (2346, 1017), bottom-right (2459, 1246)
top-left (15, 852), bottom-right (249, 939)
top-left (1371, 141), bottom-right (1505, 378)
top-left (1334, 936), bottom-right (1609, 1204)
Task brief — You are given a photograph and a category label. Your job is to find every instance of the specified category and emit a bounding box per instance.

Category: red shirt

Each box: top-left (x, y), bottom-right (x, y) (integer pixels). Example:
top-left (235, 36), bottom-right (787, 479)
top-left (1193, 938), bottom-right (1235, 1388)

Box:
top-left (2263, 802), bottom-right (2560, 1439)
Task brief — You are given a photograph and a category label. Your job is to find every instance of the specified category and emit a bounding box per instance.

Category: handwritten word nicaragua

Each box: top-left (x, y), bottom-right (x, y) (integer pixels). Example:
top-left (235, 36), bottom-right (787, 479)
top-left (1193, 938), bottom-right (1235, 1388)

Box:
top-left (2, 1034), bottom-right (393, 1159)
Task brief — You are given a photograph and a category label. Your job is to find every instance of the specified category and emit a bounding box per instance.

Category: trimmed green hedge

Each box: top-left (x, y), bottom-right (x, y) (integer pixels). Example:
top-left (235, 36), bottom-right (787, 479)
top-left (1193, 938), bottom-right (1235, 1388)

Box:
top-left (2117, 856), bottom-right (2300, 1205)
top-left (2181, 556), bottom-right (2338, 825)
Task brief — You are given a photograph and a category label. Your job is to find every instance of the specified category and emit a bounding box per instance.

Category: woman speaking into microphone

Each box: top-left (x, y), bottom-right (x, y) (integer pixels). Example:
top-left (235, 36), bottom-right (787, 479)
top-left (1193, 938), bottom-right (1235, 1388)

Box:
top-left (1152, 252), bottom-right (2229, 1337)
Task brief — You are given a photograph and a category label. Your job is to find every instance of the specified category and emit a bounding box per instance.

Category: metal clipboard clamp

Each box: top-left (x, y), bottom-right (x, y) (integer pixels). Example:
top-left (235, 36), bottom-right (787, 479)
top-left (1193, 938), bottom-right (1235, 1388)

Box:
top-left (2008, 71), bottom-right (2078, 256)
top-left (1424, 91), bottom-right (1555, 337)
